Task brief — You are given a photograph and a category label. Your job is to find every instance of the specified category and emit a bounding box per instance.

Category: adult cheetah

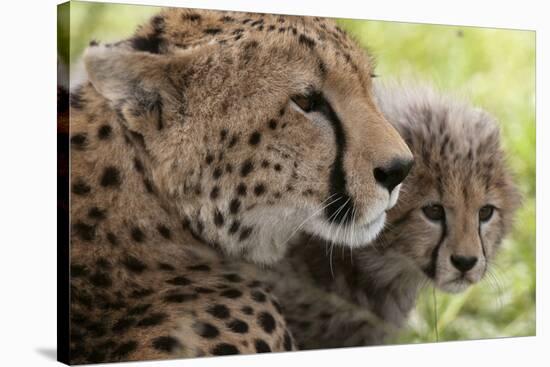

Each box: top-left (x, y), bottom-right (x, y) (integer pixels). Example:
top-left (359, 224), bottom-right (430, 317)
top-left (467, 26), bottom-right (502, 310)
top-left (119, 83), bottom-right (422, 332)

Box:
top-left (61, 8), bottom-right (412, 364)
top-left (264, 83), bottom-right (521, 349)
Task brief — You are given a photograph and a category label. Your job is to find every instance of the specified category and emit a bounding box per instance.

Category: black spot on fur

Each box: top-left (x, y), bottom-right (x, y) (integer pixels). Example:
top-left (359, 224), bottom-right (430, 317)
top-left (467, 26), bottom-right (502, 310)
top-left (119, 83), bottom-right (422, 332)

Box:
top-left (220, 129), bottom-right (228, 141)
top-left (131, 24), bottom-right (164, 55)
top-left (298, 34), bottom-right (315, 48)
top-left (195, 322), bottom-right (220, 338)
top-left (187, 264), bottom-right (210, 272)
top-left (229, 198), bottom-right (241, 214)
top-left (164, 293), bottom-right (198, 303)
top-left (258, 312), bottom-right (276, 333)
top-left (221, 16), bottom-right (235, 22)
top-left (274, 164), bottom-right (282, 172)
top-left (204, 27), bottom-right (222, 35)
top-left (128, 303), bottom-right (152, 316)
top-left (123, 256), bottom-right (148, 274)
top-left (253, 183), bottom-right (266, 196)
top-left (229, 220), bottom-right (241, 234)
top-left (70, 264), bottom-right (89, 278)
top-left (239, 227), bottom-right (253, 241)
top-left (228, 319), bottom-right (249, 333)
top-left (152, 336), bottom-right (181, 353)
top-left (251, 290), bottom-right (267, 303)
top-left (183, 13), bottom-right (201, 22)
top-left (73, 221), bottom-right (96, 242)
top-left (249, 131), bottom-right (262, 145)
top-left (211, 343), bottom-right (240, 355)
top-left (236, 183), bottom-right (247, 196)
top-left (213, 167), bottom-right (223, 179)
top-left (228, 135), bottom-right (239, 148)
top-left (241, 306), bottom-right (254, 315)
top-left (129, 288), bottom-right (154, 299)
top-left (87, 206), bottom-right (106, 220)
top-left (97, 124), bottom-right (112, 140)
top-left (223, 273), bottom-right (242, 283)
top-left (251, 19), bottom-right (264, 27)
top-left (72, 180), bottom-right (91, 195)
top-left (214, 209), bottom-right (225, 227)
top-left (205, 154), bottom-right (214, 165)
top-left (220, 288), bottom-right (243, 299)
top-left (106, 232), bottom-right (118, 246)
top-left (268, 119), bottom-right (278, 129)
top-left (240, 160), bottom-right (254, 177)
top-left (89, 272), bottom-right (112, 288)
top-left (100, 166), bottom-right (121, 188)
top-left (137, 312), bottom-right (167, 327)
top-left (255, 339), bottom-right (271, 353)
top-left (157, 224), bottom-right (171, 239)
top-left (210, 186), bottom-right (220, 200)
top-left (133, 157), bottom-right (144, 173)
top-left (207, 304), bottom-right (230, 319)
top-left (130, 227), bottom-right (145, 243)
top-left (143, 178), bottom-right (154, 194)
top-left (70, 134), bottom-right (87, 149)
top-left (166, 276), bottom-right (191, 286)
top-left (261, 160), bottom-right (270, 168)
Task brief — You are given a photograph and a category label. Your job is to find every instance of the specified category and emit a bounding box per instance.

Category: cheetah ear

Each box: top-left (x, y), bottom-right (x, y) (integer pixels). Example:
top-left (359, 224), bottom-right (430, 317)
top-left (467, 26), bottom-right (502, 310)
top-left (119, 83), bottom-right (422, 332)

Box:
top-left (84, 44), bottom-right (172, 133)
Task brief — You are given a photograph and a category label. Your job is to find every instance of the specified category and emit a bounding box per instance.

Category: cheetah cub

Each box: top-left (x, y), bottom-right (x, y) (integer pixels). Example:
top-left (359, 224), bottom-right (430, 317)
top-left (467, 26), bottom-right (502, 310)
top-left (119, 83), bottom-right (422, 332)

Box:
top-left (266, 83), bottom-right (521, 349)
top-left (66, 8), bottom-right (412, 364)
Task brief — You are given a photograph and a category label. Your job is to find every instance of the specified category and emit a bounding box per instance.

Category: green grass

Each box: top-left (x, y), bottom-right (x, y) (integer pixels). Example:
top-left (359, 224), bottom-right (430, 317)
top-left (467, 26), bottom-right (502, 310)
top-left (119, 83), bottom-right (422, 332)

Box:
top-left (60, 1), bottom-right (536, 344)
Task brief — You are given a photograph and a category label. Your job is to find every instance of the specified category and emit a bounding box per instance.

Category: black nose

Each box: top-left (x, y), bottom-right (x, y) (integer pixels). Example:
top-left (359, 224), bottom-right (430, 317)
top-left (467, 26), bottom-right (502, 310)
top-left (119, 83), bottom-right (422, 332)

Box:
top-left (450, 255), bottom-right (478, 272)
top-left (373, 159), bottom-right (414, 193)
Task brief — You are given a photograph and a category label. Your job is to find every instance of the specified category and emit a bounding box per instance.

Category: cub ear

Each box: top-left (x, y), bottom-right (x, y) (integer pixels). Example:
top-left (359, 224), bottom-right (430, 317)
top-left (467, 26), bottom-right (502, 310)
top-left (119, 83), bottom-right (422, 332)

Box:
top-left (84, 44), bottom-right (171, 133)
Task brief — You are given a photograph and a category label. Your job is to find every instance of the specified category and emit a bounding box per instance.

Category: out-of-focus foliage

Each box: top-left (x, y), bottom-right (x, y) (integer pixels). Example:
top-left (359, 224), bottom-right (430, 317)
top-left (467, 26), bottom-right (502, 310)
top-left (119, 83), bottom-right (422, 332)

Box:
top-left (59, 1), bottom-right (535, 344)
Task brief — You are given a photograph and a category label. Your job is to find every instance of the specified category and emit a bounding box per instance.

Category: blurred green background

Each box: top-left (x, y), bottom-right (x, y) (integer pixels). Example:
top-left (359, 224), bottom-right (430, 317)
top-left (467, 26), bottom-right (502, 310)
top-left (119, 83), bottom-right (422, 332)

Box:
top-left (59, 1), bottom-right (535, 344)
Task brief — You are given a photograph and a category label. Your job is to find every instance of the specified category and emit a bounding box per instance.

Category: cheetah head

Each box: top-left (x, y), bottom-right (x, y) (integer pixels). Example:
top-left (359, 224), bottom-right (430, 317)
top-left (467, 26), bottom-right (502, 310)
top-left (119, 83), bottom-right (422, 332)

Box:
top-left (374, 84), bottom-right (521, 293)
top-left (83, 9), bottom-right (412, 264)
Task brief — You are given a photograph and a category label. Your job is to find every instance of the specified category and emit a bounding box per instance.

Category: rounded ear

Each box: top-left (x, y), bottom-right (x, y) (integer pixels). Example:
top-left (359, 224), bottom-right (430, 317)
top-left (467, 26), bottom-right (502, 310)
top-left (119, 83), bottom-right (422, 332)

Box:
top-left (84, 44), bottom-right (173, 134)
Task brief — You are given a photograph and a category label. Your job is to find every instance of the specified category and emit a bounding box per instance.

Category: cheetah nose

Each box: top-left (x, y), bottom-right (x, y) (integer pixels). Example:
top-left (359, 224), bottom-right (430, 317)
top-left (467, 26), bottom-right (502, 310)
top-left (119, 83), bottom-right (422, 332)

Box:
top-left (373, 158), bottom-right (414, 193)
top-left (450, 255), bottom-right (478, 273)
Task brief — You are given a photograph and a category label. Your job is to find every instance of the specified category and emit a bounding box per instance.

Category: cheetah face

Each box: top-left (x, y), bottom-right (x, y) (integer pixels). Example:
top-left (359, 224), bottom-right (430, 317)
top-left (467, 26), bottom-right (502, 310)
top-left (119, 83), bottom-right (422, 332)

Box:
top-left (83, 10), bottom-right (413, 264)
top-left (375, 86), bottom-right (521, 293)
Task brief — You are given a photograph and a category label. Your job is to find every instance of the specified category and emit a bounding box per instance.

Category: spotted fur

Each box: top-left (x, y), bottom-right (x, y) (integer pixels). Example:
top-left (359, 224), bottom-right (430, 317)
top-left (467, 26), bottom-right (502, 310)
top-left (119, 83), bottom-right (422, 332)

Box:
top-left (68, 8), bottom-right (411, 364)
top-left (264, 82), bottom-right (521, 349)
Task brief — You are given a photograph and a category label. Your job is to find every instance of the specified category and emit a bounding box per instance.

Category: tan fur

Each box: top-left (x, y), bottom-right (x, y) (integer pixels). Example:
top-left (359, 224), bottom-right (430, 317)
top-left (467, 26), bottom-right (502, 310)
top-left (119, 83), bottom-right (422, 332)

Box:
top-left (263, 82), bottom-right (521, 349)
top-left (68, 8), bottom-right (411, 364)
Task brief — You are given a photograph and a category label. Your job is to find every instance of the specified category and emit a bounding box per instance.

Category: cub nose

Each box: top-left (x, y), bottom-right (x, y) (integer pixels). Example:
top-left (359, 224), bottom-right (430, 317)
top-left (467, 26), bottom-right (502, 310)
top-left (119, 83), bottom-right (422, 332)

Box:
top-left (450, 255), bottom-right (478, 273)
top-left (373, 159), bottom-right (414, 193)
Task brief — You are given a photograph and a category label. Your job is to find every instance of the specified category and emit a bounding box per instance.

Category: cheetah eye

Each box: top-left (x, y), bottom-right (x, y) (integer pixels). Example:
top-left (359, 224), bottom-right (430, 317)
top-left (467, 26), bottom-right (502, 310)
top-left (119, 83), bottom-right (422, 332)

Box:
top-left (479, 205), bottom-right (495, 222)
top-left (291, 92), bottom-right (322, 113)
top-left (422, 204), bottom-right (445, 221)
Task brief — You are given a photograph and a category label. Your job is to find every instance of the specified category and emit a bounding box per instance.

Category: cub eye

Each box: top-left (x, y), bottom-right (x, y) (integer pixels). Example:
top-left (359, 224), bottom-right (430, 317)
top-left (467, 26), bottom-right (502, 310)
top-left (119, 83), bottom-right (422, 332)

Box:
top-left (422, 204), bottom-right (445, 221)
top-left (479, 205), bottom-right (495, 222)
top-left (291, 93), bottom-right (320, 113)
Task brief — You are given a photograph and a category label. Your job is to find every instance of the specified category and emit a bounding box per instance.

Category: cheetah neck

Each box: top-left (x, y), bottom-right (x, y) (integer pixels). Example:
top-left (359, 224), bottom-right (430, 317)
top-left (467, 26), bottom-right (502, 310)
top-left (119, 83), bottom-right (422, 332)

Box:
top-left (69, 83), bottom-right (214, 258)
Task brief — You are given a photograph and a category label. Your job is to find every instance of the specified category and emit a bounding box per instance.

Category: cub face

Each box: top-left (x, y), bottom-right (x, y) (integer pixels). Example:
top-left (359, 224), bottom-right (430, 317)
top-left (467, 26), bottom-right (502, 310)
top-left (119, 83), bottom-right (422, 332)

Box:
top-left (374, 84), bottom-right (521, 292)
top-left (83, 9), bottom-right (412, 263)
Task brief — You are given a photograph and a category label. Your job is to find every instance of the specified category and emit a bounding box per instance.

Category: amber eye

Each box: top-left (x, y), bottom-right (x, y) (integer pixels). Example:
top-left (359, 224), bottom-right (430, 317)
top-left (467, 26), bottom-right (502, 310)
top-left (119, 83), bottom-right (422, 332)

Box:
top-left (479, 205), bottom-right (495, 222)
top-left (291, 93), bottom-right (318, 113)
top-left (422, 204), bottom-right (445, 221)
